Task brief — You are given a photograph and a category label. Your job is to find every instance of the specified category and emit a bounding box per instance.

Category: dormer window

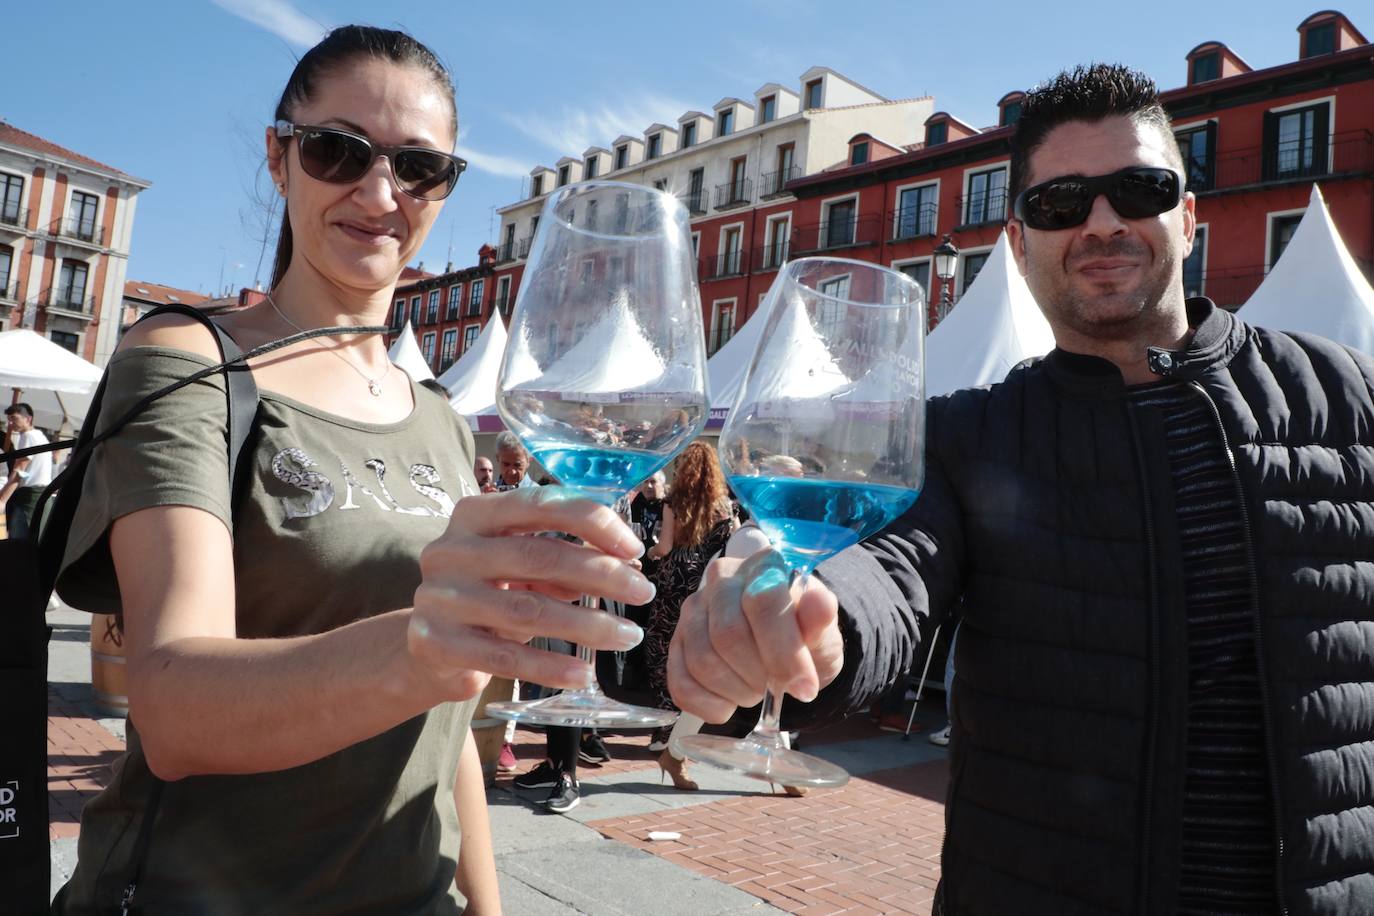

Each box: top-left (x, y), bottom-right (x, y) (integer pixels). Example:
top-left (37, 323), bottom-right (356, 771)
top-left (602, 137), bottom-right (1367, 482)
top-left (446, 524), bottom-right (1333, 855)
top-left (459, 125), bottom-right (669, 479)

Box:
top-left (926, 121), bottom-right (948, 146)
top-left (531, 175), bottom-right (544, 197)
top-left (804, 79), bottom-right (823, 110)
top-left (760, 95), bottom-right (776, 123)
top-left (558, 165), bottom-right (570, 187)
top-left (585, 157), bottom-right (599, 179)
top-left (1190, 52), bottom-right (1220, 84)
top-left (1000, 101), bottom-right (1022, 127)
top-left (615, 145), bottom-right (628, 170)
top-left (717, 108), bottom-right (734, 136)
top-left (681, 122), bottom-right (697, 148)
top-left (647, 134), bottom-right (662, 160)
top-left (850, 142), bottom-right (869, 166)
top-left (1303, 21), bottom-right (1336, 57)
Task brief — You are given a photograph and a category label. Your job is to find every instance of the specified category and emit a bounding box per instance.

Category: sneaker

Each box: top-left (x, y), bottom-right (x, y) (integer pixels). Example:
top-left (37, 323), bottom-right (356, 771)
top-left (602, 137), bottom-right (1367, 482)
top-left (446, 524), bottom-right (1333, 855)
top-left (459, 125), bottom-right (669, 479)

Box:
top-left (497, 742), bottom-right (517, 773)
top-left (647, 727), bottom-right (671, 752)
top-left (929, 725), bottom-right (951, 747)
top-left (544, 773), bottom-right (580, 813)
top-left (513, 759), bottom-right (561, 790)
top-left (579, 733), bottom-right (611, 764)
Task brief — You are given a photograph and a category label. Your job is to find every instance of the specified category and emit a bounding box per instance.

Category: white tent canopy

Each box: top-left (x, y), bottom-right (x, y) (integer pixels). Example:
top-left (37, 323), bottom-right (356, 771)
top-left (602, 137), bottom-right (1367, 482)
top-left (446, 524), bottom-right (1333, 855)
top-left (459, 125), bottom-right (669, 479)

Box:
top-left (924, 231), bottom-right (1056, 397)
top-left (387, 320), bottom-right (436, 383)
top-left (0, 329), bottom-right (102, 430)
top-left (706, 294), bottom-right (771, 418)
top-left (439, 312), bottom-right (507, 427)
top-left (1239, 184), bottom-right (1374, 354)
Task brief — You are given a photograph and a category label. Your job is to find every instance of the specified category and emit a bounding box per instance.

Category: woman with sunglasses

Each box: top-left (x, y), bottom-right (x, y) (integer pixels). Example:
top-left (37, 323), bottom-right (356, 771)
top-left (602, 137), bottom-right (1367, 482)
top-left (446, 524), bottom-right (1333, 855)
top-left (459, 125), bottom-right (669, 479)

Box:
top-left (52, 25), bottom-right (651, 915)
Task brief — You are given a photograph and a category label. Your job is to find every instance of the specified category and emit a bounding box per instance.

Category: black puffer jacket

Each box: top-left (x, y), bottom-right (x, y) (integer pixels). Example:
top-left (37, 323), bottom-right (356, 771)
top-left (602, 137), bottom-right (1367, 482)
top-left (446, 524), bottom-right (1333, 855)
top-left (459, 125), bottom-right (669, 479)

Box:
top-left (814, 300), bottom-right (1374, 915)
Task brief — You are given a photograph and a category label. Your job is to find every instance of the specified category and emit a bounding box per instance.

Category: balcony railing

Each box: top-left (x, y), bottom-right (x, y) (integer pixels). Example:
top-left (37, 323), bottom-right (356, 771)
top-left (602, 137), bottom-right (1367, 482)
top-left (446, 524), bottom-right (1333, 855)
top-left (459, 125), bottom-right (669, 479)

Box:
top-left (495, 294), bottom-right (510, 315)
top-left (956, 191), bottom-right (1008, 228)
top-left (1201, 130), bottom-right (1374, 194)
top-left (1191, 267), bottom-right (1267, 310)
top-left (891, 202), bottom-right (939, 241)
top-left (58, 219), bottom-right (104, 246)
top-left (791, 214), bottom-right (884, 255)
top-left (0, 206), bottom-right (28, 230)
top-left (709, 322), bottom-right (735, 355)
top-left (466, 300), bottom-right (483, 318)
top-left (517, 236), bottom-right (533, 258)
top-left (759, 165), bottom-right (801, 199)
top-left (702, 249), bottom-right (748, 280)
top-left (753, 243), bottom-right (790, 273)
top-left (0, 281), bottom-right (17, 303)
top-left (46, 289), bottom-right (94, 314)
top-left (713, 178), bottom-right (752, 210)
top-left (497, 240), bottom-right (518, 263)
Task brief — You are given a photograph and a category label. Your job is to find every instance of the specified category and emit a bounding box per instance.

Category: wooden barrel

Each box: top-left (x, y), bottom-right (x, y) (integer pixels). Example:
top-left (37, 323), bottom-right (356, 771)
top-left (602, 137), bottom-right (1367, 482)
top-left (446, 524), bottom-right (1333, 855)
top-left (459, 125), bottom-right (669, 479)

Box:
top-left (89, 614), bottom-right (129, 717)
top-left (471, 676), bottom-right (515, 785)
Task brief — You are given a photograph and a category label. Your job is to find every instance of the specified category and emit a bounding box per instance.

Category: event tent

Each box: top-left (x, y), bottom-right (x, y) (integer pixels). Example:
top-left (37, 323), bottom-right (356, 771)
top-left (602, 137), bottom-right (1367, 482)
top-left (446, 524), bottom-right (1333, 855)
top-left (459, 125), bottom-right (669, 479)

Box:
top-left (0, 329), bottom-right (101, 430)
top-left (387, 320), bottom-right (436, 383)
top-left (705, 295), bottom-right (771, 423)
top-left (924, 231), bottom-right (1055, 397)
top-left (1239, 184), bottom-right (1374, 354)
top-left (437, 312), bottom-right (507, 429)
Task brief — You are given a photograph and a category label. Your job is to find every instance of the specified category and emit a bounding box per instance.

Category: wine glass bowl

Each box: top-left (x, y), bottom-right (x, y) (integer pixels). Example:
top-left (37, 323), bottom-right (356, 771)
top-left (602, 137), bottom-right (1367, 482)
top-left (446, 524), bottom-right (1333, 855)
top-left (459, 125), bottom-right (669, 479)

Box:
top-left (675, 256), bottom-right (926, 786)
top-left (486, 180), bottom-right (708, 728)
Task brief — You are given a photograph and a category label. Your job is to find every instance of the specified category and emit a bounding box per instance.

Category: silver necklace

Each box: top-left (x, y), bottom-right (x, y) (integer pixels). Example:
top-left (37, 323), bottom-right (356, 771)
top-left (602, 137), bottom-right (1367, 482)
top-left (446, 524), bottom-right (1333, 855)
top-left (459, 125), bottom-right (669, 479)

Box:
top-left (266, 294), bottom-right (391, 397)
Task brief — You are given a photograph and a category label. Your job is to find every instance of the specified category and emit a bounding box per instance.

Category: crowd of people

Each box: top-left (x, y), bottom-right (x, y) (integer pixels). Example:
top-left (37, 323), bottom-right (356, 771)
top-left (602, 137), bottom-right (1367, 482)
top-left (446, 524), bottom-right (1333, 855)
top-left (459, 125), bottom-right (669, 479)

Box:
top-left (10, 20), bottom-right (1372, 916)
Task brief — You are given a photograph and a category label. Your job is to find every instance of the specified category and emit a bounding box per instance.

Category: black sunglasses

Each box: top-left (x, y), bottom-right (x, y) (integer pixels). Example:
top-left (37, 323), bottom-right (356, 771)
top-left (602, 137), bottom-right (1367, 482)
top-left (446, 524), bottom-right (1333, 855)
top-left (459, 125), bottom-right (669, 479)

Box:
top-left (1013, 167), bottom-right (1182, 231)
top-left (274, 120), bottom-right (466, 201)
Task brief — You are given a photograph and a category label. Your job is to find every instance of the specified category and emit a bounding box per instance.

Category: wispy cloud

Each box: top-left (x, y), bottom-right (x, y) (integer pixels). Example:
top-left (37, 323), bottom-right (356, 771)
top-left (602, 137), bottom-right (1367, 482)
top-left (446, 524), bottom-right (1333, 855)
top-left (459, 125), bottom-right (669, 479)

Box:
top-left (209, 0), bottom-right (327, 48)
top-left (456, 143), bottom-right (530, 179)
top-left (500, 92), bottom-right (693, 159)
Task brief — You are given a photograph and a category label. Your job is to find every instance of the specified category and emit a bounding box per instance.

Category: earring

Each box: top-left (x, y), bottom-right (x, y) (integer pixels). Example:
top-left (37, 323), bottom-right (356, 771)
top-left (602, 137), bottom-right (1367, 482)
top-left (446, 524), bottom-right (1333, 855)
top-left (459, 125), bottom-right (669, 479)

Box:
top-left (277, 183), bottom-right (286, 195)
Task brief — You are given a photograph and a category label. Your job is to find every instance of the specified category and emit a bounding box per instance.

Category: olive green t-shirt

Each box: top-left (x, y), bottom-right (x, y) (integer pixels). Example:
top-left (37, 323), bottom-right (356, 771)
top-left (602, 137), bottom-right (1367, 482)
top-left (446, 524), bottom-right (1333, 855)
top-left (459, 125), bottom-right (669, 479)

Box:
top-left (54, 346), bottom-right (481, 915)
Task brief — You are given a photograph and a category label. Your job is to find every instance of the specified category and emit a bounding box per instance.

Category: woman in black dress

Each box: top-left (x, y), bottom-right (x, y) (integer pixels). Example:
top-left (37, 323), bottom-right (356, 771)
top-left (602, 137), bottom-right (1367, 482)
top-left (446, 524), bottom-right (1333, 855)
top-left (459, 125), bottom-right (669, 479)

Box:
top-left (642, 441), bottom-right (735, 788)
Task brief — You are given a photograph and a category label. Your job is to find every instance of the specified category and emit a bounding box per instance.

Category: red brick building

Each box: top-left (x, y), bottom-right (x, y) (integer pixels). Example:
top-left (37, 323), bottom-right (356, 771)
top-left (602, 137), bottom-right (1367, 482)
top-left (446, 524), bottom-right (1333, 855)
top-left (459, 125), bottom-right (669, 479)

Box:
top-left (397, 10), bottom-right (1373, 375)
top-left (785, 9), bottom-right (1373, 327)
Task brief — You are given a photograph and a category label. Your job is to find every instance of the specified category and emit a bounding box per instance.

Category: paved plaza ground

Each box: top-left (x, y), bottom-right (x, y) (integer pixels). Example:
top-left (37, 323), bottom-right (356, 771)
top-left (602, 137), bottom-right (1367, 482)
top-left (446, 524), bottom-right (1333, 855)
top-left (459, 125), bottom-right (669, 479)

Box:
top-left (48, 606), bottom-right (949, 915)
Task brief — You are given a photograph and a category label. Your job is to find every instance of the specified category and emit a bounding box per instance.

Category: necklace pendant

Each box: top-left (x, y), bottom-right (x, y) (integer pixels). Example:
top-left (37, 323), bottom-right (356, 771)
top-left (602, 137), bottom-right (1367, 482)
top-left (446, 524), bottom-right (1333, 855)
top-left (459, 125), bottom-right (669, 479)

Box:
top-left (368, 380), bottom-right (383, 397)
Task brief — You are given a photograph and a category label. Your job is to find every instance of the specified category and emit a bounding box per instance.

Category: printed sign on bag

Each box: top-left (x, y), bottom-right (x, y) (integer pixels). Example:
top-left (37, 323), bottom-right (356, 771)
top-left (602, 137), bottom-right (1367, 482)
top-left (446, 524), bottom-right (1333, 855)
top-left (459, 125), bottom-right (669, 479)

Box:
top-left (0, 780), bottom-right (18, 838)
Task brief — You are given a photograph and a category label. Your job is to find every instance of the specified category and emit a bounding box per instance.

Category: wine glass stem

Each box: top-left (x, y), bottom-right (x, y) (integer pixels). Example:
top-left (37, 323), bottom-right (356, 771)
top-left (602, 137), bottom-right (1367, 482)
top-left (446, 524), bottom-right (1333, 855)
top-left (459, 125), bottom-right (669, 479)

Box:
top-left (573, 593), bottom-right (603, 699)
top-left (747, 567), bottom-right (811, 750)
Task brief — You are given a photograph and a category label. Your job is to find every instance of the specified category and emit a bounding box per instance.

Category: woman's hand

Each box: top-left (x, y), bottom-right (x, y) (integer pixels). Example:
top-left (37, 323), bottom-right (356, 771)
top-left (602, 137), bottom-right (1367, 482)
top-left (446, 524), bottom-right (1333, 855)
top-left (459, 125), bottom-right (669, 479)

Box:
top-left (408, 487), bottom-right (654, 702)
top-left (666, 549), bottom-right (843, 723)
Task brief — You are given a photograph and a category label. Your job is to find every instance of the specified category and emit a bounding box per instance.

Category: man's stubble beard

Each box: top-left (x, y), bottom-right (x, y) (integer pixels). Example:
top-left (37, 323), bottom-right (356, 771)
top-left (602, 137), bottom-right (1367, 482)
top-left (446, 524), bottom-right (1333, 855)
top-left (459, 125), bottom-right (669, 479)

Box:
top-left (1036, 237), bottom-right (1183, 344)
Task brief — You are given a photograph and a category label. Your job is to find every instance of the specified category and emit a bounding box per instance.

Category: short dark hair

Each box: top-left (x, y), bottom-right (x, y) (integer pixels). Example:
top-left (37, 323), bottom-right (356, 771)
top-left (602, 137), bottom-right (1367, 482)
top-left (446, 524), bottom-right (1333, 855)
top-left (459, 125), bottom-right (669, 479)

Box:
top-left (1009, 63), bottom-right (1181, 202)
top-left (5, 403), bottom-right (33, 419)
top-left (269, 25), bottom-right (458, 290)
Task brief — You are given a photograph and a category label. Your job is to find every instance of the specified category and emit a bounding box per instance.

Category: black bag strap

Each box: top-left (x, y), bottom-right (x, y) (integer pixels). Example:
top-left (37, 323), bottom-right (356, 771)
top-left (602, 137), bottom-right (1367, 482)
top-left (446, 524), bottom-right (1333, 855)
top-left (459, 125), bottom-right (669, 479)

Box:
top-left (0, 437), bottom-right (78, 462)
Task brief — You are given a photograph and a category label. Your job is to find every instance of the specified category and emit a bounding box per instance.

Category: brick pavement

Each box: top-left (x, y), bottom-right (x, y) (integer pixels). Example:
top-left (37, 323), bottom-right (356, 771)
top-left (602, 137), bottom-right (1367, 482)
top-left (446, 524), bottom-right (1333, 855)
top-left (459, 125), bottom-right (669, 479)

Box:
top-left (47, 684), bottom-right (123, 840)
top-left (50, 644), bottom-right (951, 914)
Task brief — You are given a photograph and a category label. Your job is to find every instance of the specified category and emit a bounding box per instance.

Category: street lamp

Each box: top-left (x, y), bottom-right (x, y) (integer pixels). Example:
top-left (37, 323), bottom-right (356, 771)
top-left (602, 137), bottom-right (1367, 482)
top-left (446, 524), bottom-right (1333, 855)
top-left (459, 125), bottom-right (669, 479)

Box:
top-left (933, 234), bottom-right (959, 320)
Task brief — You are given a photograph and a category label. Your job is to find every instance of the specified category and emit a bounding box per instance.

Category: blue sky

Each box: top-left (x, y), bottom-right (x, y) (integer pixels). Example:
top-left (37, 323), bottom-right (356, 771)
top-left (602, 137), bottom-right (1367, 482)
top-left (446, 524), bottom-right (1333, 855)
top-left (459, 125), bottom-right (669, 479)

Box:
top-left (5, 0), bottom-right (1338, 295)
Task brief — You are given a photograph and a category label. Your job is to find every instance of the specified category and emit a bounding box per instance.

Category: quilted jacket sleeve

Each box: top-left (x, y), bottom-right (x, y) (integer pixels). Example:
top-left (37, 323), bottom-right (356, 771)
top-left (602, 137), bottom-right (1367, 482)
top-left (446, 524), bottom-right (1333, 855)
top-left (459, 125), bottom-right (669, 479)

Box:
top-left (783, 398), bottom-right (968, 728)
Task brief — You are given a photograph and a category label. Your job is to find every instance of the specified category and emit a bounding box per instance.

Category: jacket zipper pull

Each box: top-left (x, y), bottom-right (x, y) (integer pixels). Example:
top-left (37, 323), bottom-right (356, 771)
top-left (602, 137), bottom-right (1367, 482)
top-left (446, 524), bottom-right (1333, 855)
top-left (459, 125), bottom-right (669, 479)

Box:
top-left (1147, 348), bottom-right (1176, 376)
top-left (121, 881), bottom-right (137, 915)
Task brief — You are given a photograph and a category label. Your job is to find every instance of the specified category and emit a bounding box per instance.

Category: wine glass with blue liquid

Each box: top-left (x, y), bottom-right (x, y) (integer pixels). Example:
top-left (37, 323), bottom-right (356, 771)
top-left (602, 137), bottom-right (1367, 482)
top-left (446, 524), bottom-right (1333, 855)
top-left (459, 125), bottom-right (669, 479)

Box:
top-left (486, 180), bottom-right (708, 728)
top-left (674, 257), bottom-right (925, 787)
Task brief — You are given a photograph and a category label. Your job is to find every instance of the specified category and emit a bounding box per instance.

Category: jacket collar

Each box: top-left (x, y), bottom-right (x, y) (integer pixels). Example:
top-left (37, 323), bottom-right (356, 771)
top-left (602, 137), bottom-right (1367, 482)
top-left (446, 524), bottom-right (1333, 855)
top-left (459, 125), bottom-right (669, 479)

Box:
top-left (1040, 298), bottom-right (1248, 397)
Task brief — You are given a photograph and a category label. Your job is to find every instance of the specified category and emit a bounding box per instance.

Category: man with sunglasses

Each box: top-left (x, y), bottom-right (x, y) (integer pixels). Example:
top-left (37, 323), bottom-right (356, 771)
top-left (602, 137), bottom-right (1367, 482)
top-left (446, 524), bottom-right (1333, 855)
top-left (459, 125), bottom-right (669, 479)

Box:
top-left (670, 63), bottom-right (1374, 915)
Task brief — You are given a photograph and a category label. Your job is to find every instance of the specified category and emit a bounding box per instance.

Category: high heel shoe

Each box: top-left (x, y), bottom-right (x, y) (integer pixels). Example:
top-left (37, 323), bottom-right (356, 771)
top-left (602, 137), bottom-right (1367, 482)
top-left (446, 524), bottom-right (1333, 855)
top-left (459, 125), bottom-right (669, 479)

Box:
top-left (657, 749), bottom-right (699, 791)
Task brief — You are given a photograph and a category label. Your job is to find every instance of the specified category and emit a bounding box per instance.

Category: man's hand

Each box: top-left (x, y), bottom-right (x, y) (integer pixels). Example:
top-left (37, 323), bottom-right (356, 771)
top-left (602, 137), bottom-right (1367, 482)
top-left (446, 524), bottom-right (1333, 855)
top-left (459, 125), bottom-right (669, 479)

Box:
top-left (667, 549), bottom-right (842, 723)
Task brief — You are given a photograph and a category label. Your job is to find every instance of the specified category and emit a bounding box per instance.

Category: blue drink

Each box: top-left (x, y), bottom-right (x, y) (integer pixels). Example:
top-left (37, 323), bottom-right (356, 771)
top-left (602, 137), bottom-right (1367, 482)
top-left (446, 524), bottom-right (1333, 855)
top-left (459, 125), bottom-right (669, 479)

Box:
top-left (529, 442), bottom-right (667, 505)
top-left (728, 476), bottom-right (918, 574)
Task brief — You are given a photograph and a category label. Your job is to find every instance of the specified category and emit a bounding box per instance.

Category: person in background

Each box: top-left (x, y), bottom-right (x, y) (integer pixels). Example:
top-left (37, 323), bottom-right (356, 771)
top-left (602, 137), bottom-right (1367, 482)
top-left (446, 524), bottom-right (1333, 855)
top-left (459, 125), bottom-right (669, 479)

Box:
top-left (494, 430), bottom-right (534, 490)
top-left (474, 455), bottom-right (496, 493)
top-left (640, 443), bottom-right (735, 787)
top-left (1, 403), bottom-right (53, 540)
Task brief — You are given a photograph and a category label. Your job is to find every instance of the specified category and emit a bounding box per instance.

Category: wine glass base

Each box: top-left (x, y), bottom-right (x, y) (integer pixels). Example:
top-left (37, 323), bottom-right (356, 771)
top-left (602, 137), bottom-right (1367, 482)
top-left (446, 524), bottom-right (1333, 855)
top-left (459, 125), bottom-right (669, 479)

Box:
top-left (672, 734), bottom-right (850, 787)
top-left (485, 693), bottom-right (678, 729)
